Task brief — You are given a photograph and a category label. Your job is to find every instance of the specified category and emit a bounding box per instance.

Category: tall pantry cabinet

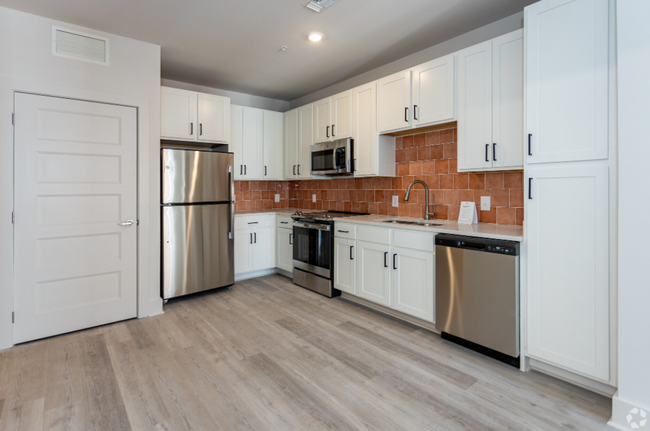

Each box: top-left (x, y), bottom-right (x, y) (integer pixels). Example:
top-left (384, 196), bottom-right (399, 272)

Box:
top-left (524, 0), bottom-right (616, 386)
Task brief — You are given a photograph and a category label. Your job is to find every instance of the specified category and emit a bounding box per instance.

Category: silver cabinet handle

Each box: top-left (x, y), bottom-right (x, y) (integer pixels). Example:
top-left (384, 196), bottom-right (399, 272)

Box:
top-left (119, 220), bottom-right (134, 226)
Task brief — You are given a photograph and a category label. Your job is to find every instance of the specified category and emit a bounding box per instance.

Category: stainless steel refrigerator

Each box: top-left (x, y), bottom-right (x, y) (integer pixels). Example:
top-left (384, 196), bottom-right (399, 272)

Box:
top-left (161, 148), bottom-right (235, 299)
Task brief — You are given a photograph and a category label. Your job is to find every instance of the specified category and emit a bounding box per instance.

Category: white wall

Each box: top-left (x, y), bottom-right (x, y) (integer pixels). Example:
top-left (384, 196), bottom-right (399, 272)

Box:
top-left (0, 6), bottom-right (162, 349)
top-left (162, 78), bottom-right (290, 112)
top-left (609, 1), bottom-right (650, 429)
top-left (288, 12), bottom-right (523, 109)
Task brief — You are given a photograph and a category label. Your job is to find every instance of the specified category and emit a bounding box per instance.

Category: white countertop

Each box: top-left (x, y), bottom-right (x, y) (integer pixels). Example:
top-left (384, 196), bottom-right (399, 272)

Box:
top-left (235, 209), bottom-right (523, 242)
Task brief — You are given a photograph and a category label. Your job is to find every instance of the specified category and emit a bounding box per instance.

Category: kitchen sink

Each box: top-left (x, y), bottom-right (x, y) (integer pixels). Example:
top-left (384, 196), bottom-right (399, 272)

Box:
top-left (377, 219), bottom-right (443, 227)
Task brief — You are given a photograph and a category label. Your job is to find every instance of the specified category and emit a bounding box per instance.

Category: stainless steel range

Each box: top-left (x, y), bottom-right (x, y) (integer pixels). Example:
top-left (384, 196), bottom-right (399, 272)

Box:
top-left (291, 211), bottom-right (367, 297)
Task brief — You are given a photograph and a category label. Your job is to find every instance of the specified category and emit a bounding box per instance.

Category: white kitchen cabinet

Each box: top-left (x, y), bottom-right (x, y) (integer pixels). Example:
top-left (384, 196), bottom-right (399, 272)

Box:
top-left (161, 86), bottom-right (230, 144)
top-left (352, 82), bottom-right (396, 177)
top-left (526, 165), bottom-right (610, 381)
top-left (276, 227), bottom-right (293, 274)
top-left (263, 111), bottom-right (284, 180)
top-left (392, 247), bottom-right (435, 322)
top-left (298, 104), bottom-right (314, 179)
top-left (334, 237), bottom-right (356, 295)
top-left (284, 108), bottom-right (299, 179)
top-left (412, 55), bottom-right (456, 127)
top-left (313, 90), bottom-right (353, 143)
top-left (251, 228), bottom-right (274, 271)
top-left (231, 105), bottom-right (263, 180)
top-left (235, 230), bottom-right (253, 274)
top-left (457, 30), bottom-right (523, 172)
top-left (357, 240), bottom-right (391, 307)
top-left (313, 98), bottom-right (331, 144)
top-left (377, 71), bottom-right (412, 133)
top-left (525, 0), bottom-right (609, 164)
top-left (235, 215), bottom-right (276, 276)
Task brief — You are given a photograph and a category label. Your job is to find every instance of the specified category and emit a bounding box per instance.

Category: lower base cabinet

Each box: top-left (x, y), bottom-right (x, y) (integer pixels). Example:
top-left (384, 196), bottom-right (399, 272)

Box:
top-left (234, 216), bottom-right (275, 276)
top-left (276, 227), bottom-right (293, 274)
top-left (392, 247), bottom-right (435, 322)
top-left (357, 241), bottom-right (392, 307)
top-left (334, 237), bottom-right (356, 294)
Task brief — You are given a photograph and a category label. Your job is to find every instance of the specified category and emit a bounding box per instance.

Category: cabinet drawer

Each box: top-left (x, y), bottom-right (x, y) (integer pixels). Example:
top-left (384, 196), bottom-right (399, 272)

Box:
top-left (334, 223), bottom-right (357, 239)
top-left (277, 216), bottom-right (293, 229)
top-left (235, 215), bottom-right (273, 230)
top-left (358, 225), bottom-right (391, 245)
top-left (393, 230), bottom-right (435, 253)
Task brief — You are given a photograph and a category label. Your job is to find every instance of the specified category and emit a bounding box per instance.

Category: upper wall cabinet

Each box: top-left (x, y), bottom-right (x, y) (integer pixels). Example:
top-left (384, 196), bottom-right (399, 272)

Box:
top-left (284, 105), bottom-right (314, 180)
top-left (284, 108), bottom-right (299, 179)
top-left (457, 30), bottom-right (523, 172)
top-left (377, 54), bottom-right (456, 134)
top-left (525, 0), bottom-right (609, 164)
top-left (161, 87), bottom-right (230, 144)
top-left (263, 111), bottom-right (284, 180)
top-left (314, 90), bottom-right (353, 143)
top-left (231, 105), bottom-right (263, 180)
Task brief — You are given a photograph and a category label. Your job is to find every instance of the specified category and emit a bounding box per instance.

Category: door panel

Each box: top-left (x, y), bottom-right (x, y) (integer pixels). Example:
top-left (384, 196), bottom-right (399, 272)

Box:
top-left (334, 238), bottom-right (356, 294)
top-left (276, 228), bottom-right (293, 273)
top-left (251, 228), bottom-right (274, 272)
top-left (162, 204), bottom-right (234, 299)
top-left (377, 71), bottom-right (412, 133)
top-left (242, 107), bottom-right (263, 179)
top-left (357, 241), bottom-right (391, 307)
top-left (198, 93), bottom-right (229, 143)
top-left (161, 87), bottom-right (196, 140)
top-left (235, 230), bottom-right (252, 275)
top-left (231, 105), bottom-right (244, 180)
top-left (457, 40), bottom-right (493, 171)
top-left (352, 83), bottom-right (377, 176)
top-left (526, 165), bottom-right (610, 381)
top-left (284, 109), bottom-right (299, 179)
top-left (313, 98), bottom-right (331, 143)
top-left (392, 247), bottom-right (434, 322)
top-left (332, 90), bottom-right (353, 139)
top-left (263, 111), bottom-right (284, 180)
top-left (412, 55), bottom-right (456, 127)
top-left (298, 104), bottom-right (313, 178)
top-left (525, 0), bottom-right (609, 163)
top-left (14, 93), bottom-right (137, 343)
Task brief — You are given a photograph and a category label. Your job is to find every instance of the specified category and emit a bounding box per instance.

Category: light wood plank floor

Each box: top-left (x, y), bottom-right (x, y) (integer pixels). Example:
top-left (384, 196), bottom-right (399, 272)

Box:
top-left (0, 274), bottom-right (612, 431)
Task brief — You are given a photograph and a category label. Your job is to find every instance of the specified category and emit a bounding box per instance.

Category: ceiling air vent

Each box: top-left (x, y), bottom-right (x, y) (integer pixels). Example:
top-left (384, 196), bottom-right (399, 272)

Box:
top-left (302, 0), bottom-right (338, 13)
top-left (52, 26), bottom-right (109, 65)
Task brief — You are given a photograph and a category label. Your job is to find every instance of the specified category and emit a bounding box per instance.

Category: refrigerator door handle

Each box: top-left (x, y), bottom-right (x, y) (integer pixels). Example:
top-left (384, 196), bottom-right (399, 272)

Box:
top-left (228, 165), bottom-right (234, 240)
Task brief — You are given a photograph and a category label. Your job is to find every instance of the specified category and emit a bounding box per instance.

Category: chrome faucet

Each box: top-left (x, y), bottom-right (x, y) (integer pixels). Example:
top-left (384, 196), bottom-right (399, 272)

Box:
top-left (404, 180), bottom-right (435, 220)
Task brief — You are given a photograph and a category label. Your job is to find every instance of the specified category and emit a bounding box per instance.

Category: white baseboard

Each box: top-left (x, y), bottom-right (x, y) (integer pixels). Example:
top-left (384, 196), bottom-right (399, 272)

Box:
top-left (275, 268), bottom-right (293, 278)
top-left (609, 391), bottom-right (650, 430)
top-left (340, 293), bottom-right (438, 333)
top-left (235, 268), bottom-right (277, 282)
top-left (529, 358), bottom-right (617, 397)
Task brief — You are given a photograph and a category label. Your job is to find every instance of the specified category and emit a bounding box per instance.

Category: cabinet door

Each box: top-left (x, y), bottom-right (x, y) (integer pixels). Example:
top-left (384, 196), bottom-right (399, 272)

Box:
top-left (357, 241), bottom-right (391, 307)
top-left (492, 30), bottom-right (524, 169)
top-left (298, 104), bottom-right (313, 179)
top-left (263, 111), bottom-right (284, 180)
top-left (412, 55), bottom-right (456, 127)
top-left (352, 83), bottom-right (377, 176)
top-left (334, 238), bottom-right (356, 295)
top-left (525, 0), bottom-right (609, 164)
top-left (242, 107), bottom-right (263, 180)
top-left (331, 90), bottom-right (353, 140)
top-left (161, 87), bottom-right (197, 141)
top-left (231, 105), bottom-right (244, 180)
top-left (392, 247), bottom-right (434, 322)
top-left (252, 228), bottom-right (274, 271)
top-left (313, 98), bottom-right (331, 143)
top-left (235, 230), bottom-right (252, 275)
top-left (198, 93), bottom-right (230, 143)
top-left (457, 40), bottom-right (493, 171)
top-left (276, 228), bottom-right (293, 273)
top-left (284, 109), bottom-right (299, 179)
top-left (377, 71), bottom-right (412, 133)
top-left (526, 165), bottom-right (610, 381)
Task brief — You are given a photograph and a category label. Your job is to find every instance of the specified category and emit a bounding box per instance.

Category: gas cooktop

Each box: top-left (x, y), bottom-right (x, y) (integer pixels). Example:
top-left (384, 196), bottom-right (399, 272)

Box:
top-left (291, 211), bottom-right (369, 222)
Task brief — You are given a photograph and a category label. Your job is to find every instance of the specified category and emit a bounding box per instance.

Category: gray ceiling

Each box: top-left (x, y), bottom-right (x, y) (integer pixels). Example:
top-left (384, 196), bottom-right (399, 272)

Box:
top-left (0, 0), bottom-right (536, 101)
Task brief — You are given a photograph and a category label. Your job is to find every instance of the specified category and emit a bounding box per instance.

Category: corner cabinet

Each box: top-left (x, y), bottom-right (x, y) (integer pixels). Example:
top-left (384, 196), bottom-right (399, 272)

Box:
top-left (457, 30), bottom-right (523, 172)
top-left (161, 87), bottom-right (230, 144)
top-left (377, 54), bottom-right (456, 134)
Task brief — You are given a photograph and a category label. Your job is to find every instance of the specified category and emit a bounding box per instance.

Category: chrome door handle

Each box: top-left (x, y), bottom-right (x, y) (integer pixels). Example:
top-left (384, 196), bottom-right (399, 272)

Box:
top-left (119, 220), bottom-right (134, 226)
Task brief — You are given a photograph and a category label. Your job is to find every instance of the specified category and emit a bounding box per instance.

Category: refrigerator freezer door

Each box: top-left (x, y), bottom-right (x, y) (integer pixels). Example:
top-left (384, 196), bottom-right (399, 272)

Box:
top-left (162, 203), bottom-right (234, 299)
top-left (162, 149), bottom-right (233, 204)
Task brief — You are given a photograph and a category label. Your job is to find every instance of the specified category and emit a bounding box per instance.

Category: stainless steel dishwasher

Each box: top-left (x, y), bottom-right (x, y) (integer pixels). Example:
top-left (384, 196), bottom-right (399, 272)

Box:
top-left (435, 234), bottom-right (520, 366)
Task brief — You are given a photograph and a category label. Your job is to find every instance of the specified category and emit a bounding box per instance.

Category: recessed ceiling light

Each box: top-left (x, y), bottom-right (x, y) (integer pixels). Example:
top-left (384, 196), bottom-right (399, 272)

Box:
top-left (308, 32), bottom-right (323, 42)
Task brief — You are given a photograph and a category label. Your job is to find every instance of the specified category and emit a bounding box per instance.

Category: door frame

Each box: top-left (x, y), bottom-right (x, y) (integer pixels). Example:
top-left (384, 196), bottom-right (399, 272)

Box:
top-left (0, 78), bottom-right (162, 349)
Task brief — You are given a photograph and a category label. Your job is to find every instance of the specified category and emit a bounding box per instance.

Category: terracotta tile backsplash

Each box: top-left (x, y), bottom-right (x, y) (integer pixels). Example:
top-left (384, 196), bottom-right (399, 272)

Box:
top-left (235, 126), bottom-right (524, 225)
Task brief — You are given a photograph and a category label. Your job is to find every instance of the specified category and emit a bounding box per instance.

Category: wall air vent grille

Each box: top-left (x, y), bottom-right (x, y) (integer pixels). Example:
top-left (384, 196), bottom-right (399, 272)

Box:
top-left (302, 0), bottom-right (338, 13)
top-left (52, 27), bottom-right (109, 65)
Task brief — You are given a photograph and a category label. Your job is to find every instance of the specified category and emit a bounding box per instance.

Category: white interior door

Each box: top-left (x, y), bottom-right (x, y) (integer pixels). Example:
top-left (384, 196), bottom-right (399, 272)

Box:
top-left (13, 93), bottom-right (138, 343)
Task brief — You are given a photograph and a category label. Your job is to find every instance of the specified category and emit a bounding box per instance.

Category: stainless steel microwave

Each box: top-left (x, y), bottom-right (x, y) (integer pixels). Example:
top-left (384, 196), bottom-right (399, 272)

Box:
top-left (310, 138), bottom-right (353, 176)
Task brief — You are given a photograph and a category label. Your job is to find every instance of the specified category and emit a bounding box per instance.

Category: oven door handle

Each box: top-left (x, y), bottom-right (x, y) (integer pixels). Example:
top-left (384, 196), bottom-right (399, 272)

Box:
top-left (333, 148), bottom-right (338, 170)
top-left (293, 221), bottom-right (331, 231)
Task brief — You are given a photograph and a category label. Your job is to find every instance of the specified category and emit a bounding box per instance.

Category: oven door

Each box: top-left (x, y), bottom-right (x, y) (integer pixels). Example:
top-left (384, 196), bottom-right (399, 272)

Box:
top-left (293, 221), bottom-right (332, 278)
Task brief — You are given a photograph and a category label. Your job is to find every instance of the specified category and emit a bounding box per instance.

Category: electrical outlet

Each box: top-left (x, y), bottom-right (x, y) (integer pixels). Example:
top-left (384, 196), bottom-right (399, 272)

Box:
top-left (312, 194), bottom-right (317, 203)
top-left (392, 196), bottom-right (399, 208)
top-left (481, 196), bottom-right (491, 211)
top-left (275, 194), bottom-right (280, 203)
